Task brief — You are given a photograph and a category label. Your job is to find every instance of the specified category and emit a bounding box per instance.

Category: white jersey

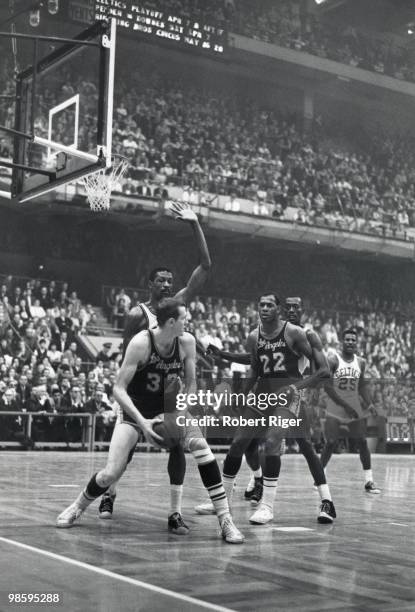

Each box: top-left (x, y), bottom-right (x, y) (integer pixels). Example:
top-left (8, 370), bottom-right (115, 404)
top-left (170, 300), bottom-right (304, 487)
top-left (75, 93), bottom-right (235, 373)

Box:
top-left (325, 352), bottom-right (364, 420)
top-left (140, 303), bottom-right (157, 329)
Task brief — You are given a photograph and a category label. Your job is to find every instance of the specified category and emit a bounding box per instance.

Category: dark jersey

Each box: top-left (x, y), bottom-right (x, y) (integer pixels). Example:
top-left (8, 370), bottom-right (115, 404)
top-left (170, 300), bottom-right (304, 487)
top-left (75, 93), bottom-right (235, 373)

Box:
top-left (256, 322), bottom-right (301, 393)
top-left (126, 331), bottom-right (182, 420)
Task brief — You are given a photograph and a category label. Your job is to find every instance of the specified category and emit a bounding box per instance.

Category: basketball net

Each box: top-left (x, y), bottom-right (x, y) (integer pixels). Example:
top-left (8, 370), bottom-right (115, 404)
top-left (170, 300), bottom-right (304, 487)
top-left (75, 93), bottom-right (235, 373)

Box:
top-left (83, 155), bottom-right (129, 212)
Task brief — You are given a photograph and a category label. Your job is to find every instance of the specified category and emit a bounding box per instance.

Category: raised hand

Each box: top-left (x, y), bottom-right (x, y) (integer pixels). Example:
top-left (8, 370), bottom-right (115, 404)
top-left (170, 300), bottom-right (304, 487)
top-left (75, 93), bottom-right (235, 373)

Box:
top-left (168, 200), bottom-right (198, 223)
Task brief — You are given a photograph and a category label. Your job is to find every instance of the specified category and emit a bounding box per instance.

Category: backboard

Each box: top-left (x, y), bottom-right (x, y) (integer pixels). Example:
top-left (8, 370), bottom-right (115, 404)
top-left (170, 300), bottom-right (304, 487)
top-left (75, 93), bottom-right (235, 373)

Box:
top-left (8, 19), bottom-right (116, 203)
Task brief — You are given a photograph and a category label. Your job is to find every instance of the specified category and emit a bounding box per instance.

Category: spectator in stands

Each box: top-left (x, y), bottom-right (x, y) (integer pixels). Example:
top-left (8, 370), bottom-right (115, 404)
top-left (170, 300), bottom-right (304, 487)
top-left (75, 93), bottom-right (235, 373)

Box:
top-left (96, 342), bottom-right (113, 363)
top-left (84, 386), bottom-right (115, 442)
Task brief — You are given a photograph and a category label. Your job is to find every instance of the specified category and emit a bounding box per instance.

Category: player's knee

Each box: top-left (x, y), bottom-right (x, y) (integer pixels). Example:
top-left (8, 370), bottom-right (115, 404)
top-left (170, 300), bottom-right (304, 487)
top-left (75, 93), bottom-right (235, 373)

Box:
top-left (357, 437), bottom-right (368, 450)
top-left (101, 462), bottom-right (124, 483)
top-left (229, 435), bottom-right (248, 457)
top-left (188, 438), bottom-right (215, 465)
top-left (263, 436), bottom-right (283, 456)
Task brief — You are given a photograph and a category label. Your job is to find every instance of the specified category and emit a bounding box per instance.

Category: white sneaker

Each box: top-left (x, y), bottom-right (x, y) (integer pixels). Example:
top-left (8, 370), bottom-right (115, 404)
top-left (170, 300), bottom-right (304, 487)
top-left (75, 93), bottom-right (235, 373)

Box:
top-left (220, 514), bottom-right (245, 544)
top-left (249, 504), bottom-right (274, 525)
top-left (56, 503), bottom-right (84, 528)
top-left (194, 501), bottom-right (216, 515)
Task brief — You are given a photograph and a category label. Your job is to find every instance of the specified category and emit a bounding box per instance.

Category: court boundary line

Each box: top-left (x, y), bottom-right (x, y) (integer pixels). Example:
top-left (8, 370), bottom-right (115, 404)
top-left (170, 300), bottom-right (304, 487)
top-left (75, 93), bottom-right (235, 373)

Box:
top-left (0, 536), bottom-right (234, 612)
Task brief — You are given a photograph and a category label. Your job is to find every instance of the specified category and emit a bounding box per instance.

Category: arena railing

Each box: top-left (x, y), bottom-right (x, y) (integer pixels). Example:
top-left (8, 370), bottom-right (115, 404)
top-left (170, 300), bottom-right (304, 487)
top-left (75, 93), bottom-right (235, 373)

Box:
top-left (0, 411), bottom-right (412, 453)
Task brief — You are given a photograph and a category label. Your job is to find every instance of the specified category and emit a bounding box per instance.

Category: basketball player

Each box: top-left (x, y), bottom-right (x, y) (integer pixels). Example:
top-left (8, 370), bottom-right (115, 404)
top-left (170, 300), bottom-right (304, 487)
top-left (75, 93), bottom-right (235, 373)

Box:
top-left (99, 201), bottom-right (212, 535)
top-left (220, 292), bottom-right (335, 525)
top-left (199, 296), bottom-right (336, 523)
top-left (57, 299), bottom-right (244, 544)
top-left (320, 328), bottom-right (381, 494)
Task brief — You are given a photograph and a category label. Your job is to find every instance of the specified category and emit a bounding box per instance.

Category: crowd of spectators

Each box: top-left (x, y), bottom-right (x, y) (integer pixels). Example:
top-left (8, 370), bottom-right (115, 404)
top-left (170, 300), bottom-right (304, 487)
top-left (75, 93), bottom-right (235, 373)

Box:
top-left (2, 36), bottom-right (415, 239)
top-left (232, 0), bottom-right (415, 83)
top-left (0, 275), bottom-right (120, 449)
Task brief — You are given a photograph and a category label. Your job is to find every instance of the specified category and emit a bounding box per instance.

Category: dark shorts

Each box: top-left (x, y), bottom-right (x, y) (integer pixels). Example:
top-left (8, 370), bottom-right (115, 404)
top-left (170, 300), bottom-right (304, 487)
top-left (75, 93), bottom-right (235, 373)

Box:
top-left (324, 416), bottom-right (367, 440)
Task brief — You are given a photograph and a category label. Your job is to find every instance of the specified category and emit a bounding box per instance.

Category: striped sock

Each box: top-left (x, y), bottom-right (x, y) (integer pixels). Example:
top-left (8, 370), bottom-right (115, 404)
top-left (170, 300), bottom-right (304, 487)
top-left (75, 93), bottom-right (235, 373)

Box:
top-left (207, 481), bottom-right (229, 521)
top-left (262, 477), bottom-right (278, 511)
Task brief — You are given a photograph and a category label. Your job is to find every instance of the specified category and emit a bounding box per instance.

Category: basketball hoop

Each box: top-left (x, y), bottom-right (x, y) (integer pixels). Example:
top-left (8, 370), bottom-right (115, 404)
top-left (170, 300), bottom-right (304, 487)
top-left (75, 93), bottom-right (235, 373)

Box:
top-left (83, 154), bottom-right (129, 212)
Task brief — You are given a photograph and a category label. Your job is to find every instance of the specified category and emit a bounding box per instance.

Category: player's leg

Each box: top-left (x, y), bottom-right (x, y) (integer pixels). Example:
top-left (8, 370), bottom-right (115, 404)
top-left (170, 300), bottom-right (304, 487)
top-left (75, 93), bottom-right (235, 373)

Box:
top-left (244, 439), bottom-right (263, 505)
top-left (184, 422), bottom-right (244, 544)
top-left (297, 403), bottom-right (336, 523)
top-left (297, 436), bottom-right (336, 523)
top-left (167, 444), bottom-right (189, 534)
top-left (98, 440), bottom-right (136, 519)
top-left (56, 423), bottom-right (139, 527)
top-left (249, 426), bottom-right (282, 525)
top-left (349, 420), bottom-right (381, 494)
top-left (222, 418), bottom-right (259, 508)
top-left (320, 417), bottom-right (341, 469)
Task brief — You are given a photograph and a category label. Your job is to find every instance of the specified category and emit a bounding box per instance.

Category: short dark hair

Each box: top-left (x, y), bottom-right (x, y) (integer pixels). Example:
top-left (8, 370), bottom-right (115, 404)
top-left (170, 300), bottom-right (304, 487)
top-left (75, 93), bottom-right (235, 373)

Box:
top-left (259, 292), bottom-right (280, 305)
top-left (149, 267), bottom-right (173, 282)
top-left (156, 298), bottom-right (184, 326)
top-left (285, 297), bottom-right (302, 306)
top-left (342, 328), bottom-right (357, 339)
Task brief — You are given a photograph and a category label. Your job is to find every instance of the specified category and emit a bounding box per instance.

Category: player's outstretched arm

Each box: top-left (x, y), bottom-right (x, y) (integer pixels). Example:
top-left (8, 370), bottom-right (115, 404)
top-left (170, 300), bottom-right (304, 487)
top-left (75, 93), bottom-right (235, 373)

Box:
top-left (306, 330), bottom-right (330, 384)
top-left (207, 344), bottom-right (251, 365)
top-left (169, 202), bottom-right (212, 304)
top-left (113, 333), bottom-right (163, 445)
top-left (323, 354), bottom-right (360, 420)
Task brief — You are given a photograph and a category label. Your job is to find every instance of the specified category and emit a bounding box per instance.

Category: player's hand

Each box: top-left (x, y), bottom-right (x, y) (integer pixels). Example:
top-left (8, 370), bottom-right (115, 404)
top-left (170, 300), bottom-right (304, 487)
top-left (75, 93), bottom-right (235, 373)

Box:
top-left (206, 343), bottom-right (221, 358)
top-left (168, 201), bottom-right (198, 223)
top-left (142, 417), bottom-right (163, 448)
top-left (344, 405), bottom-right (359, 420)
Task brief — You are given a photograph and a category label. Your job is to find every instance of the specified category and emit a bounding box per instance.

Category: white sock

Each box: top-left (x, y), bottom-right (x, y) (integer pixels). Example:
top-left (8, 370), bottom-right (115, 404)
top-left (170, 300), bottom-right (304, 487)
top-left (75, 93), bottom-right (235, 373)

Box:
top-left (261, 477), bottom-right (278, 511)
top-left (246, 475), bottom-right (255, 492)
top-left (77, 491), bottom-right (94, 510)
top-left (364, 469), bottom-right (373, 484)
top-left (222, 475), bottom-right (235, 505)
top-left (317, 484), bottom-right (332, 502)
top-left (253, 468), bottom-right (262, 478)
top-left (169, 485), bottom-right (183, 515)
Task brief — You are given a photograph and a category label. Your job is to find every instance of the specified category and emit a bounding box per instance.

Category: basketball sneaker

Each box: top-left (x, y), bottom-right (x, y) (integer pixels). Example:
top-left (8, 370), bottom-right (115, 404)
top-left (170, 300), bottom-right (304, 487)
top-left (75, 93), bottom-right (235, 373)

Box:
top-left (220, 515), bottom-right (245, 544)
top-left (249, 504), bottom-right (273, 525)
top-left (249, 477), bottom-right (263, 506)
top-left (318, 500), bottom-right (336, 524)
top-left (168, 512), bottom-right (190, 535)
top-left (365, 481), bottom-right (381, 494)
top-left (56, 502), bottom-right (84, 528)
top-left (99, 493), bottom-right (115, 519)
top-left (194, 501), bottom-right (216, 515)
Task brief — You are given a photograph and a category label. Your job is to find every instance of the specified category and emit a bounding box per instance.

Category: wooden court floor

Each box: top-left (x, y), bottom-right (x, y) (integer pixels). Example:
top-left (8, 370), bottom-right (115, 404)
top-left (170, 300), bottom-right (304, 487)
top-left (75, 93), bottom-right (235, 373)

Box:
top-left (0, 451), bottom-right (414, 612)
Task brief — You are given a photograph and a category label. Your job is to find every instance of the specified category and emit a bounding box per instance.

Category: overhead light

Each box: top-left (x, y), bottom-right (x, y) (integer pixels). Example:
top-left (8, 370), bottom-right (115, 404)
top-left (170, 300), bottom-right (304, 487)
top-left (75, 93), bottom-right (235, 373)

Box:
top-left (408, 23), bottom-right (414, 34)
top-left (315, 0), bottom-right (327, 4)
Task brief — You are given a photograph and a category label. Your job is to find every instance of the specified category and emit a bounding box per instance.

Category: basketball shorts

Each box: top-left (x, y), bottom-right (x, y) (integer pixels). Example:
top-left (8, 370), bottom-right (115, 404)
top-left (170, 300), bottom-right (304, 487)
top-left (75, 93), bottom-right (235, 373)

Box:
top-left (324, 416), bottom-right (367, 440)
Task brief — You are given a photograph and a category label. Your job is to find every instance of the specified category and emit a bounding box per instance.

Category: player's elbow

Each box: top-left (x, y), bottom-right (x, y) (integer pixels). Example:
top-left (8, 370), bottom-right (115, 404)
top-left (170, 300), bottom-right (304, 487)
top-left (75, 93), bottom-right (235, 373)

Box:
top-left (201, 258), bottom-right (212, 271)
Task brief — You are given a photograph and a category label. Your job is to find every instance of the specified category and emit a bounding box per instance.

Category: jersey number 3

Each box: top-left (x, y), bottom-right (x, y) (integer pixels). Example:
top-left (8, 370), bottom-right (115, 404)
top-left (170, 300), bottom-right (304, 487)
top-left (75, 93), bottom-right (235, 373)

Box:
top-left (260, 352), bottom-right (286, 374)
